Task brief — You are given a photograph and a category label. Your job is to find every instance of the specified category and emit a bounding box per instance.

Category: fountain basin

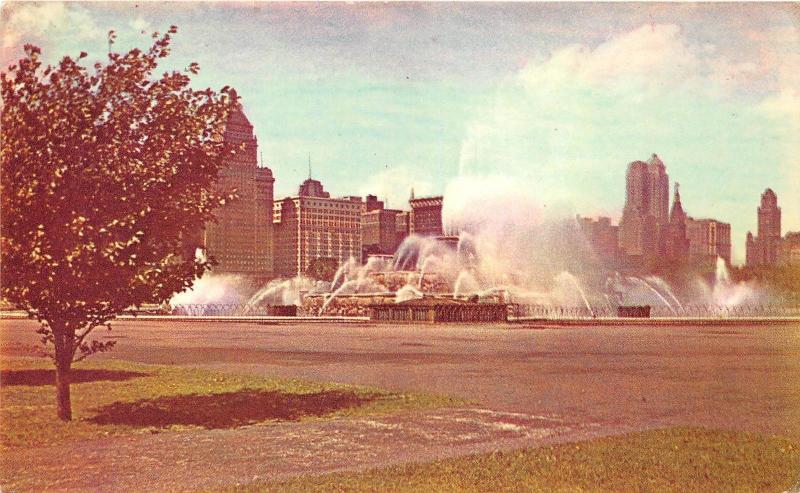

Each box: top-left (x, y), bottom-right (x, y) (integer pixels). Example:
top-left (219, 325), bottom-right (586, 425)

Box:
top-left (369, 297), bottom-right (508, 323)
top-left (617, 305), bottom-right (651, 318)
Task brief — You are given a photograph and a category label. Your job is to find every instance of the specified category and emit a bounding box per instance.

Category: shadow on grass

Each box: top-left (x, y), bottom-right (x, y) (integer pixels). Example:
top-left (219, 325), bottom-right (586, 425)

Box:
top-left (88, 389), bottom-right (378, 429)
top-left (1, 369), bottom-right (147, 387)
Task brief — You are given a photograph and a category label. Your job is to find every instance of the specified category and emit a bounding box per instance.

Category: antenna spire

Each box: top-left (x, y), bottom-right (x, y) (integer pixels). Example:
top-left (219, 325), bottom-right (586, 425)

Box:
top-left (308, 153), bottom-right (312, 179)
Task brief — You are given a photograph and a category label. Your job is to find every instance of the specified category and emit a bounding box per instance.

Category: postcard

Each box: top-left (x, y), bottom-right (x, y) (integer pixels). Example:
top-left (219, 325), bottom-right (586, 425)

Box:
top-left (1, 2), bottom-right (799, 491)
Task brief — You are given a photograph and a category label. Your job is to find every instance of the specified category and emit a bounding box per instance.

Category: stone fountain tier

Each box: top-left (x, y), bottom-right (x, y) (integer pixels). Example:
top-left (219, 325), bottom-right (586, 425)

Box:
top-left (359, 271), bottom-right (452, 294)
top-left (302, 291), bottom-right (507, 317)
top-left (369, 296), bottom-right (509, 323)
top-left (302, 293), bottom-right (396, 317)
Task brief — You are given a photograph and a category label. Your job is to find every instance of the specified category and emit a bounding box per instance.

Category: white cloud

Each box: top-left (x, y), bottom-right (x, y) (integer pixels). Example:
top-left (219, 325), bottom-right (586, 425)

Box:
top-left (358, 166), bottom-right (434, 210)
top-left (518, 24), bottom-right (703, 95)
top-left (128, 17), bottom-right (151, 35)
top-left (759, 88), bottom-right (800, 120)
top-left (2, 2), bottom-right (102, 49)
top-left (709, 59), bottom-right (761, 92)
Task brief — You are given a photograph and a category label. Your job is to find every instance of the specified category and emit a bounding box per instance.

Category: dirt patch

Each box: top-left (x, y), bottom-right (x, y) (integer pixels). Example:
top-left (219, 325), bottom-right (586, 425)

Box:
top-left (1, 407), bottom-right (597, 492)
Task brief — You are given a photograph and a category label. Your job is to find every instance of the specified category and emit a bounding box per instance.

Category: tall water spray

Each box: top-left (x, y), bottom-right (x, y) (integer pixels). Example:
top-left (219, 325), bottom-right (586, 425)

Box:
top-left (709, 256), bottom-right (758, 306)
top-left (247, 276), bottom-right (327, 307)
top-left (645, 276), bottom-right (684, 312)
top-left (453, 270), bottom-right (480, 298)
top-left (625, 277), bottom-right (677, 315)
top-left (554, 272), bottom-right (594, 317)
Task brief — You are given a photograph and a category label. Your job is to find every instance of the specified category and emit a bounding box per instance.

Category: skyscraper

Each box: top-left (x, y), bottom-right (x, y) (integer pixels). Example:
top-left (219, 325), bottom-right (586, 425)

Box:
top-left (618, 154), bottom-right (669, 260)
top-left (203, 95), bottom-right (274, 280)
top-left (746, 188), bottom-right (782, 266)
top-left (665, 183), bottom-right (689, 262)
top-left (647, 154), bottom-right (670, 225)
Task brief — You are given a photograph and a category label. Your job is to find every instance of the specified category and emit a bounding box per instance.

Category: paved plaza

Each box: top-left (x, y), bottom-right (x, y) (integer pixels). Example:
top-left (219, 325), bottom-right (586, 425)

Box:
top-left (2, 319), bottom-right (799, 490)
top-left (4, 319), bottom-right (799, 437)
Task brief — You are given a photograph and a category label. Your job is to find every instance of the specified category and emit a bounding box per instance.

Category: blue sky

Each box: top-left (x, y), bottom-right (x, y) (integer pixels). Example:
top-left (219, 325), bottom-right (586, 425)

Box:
top-left (2, 2), bottom-right (798, 263)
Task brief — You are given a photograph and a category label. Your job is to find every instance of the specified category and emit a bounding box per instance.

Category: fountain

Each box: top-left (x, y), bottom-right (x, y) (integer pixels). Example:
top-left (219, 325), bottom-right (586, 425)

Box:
top-left (171, 232), bottom-right (786, 319)
top-left (553, 271), bottom-right (595, 317)
top-left (395, 284), bottom-right (424, 303)
top-left (453, 270), bottom-right (480, 298)
top-left (625, 277), bottom-right (677, 316)
top-left (645, 276), bottom-right (684, 312)
top-left (709, 256), bottom-right (759, 307)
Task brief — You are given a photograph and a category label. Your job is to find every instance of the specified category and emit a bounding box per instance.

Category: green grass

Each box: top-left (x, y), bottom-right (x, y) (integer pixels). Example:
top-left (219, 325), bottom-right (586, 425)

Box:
top-left (232, 427), bottom-right (800, 493)
top-left (0, 356), bottom-right (465, 449)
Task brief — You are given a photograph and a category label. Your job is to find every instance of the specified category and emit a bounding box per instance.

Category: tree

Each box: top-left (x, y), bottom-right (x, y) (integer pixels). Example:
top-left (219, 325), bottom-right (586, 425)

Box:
top-left (1, 28), bottom-right (239, 420)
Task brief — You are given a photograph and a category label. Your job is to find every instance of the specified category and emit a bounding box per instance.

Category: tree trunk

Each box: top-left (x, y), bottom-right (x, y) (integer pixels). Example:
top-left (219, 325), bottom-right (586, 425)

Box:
top-left (55, 359), bottom-right (72, 421)
top-left (53, 330), bottom-right (73, 421)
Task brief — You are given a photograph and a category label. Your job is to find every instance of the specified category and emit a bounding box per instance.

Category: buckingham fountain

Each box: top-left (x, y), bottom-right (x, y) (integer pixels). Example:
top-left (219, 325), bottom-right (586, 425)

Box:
top-left (169, 160), bottom-right (797, 319)
top-left (169, 228), bottom-right (796, 319)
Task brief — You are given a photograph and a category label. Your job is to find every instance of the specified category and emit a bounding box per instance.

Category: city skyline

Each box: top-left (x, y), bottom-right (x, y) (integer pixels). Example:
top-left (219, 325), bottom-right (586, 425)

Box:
top-left (2, 2), bottom-right (798, 262)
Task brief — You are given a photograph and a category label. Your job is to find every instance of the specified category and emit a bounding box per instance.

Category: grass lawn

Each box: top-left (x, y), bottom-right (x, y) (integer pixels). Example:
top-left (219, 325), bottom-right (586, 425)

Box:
top-left (0, 356), bottom-right (465, 450)
top-left (234, 427), bottom-right (800, 493)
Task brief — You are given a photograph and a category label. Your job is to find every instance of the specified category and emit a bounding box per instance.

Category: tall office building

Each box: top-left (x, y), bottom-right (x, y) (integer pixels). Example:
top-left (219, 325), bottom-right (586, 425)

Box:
top-left (664, 183), bottom-right (689, 262)
top-left (409, 195), bottom-right (444, 236)
top-left (647, 154), bottom-right (670, 225)
top-left (746, 188), bottom-right (782, 266)
top-left (687, 218), bottom-right (732, 266)
top-left (203, 96), bottom-right (274, 280)
top-left (618, 154), bottom-right (669, 259)
top-left (273, 177), bottom-right (364, 278)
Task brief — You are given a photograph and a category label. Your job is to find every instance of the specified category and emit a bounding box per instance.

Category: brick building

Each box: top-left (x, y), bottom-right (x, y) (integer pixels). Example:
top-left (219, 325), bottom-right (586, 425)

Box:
top-left (409, 195), bottom-right (444, 236)
top-left (273, 178), bottom-right (364, 278)
top-left (203, 97), bottom-right (274, 280)
top-left (395, 211), bottom-right (411, 246)
top-left (362, 195), bottom-right (406, 259)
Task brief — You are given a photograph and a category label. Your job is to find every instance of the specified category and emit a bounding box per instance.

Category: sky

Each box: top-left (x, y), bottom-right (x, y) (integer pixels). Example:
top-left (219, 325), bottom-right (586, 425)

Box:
top-left (2, 2), bottom-right (798, 263)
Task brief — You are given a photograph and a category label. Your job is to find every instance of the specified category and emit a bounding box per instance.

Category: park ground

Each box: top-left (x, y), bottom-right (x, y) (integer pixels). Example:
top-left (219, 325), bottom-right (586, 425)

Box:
top-left (2, 319), bottom-right (800, 491)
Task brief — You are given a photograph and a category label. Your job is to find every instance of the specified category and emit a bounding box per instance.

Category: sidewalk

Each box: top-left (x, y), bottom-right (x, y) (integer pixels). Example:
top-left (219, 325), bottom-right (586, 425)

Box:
top-left (1, 407), bottom-right (609, 492)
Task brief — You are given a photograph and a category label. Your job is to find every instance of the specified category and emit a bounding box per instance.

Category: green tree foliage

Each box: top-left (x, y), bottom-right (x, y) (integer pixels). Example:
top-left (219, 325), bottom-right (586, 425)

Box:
top-left (306, 258), bottom-right (339, 282)
top-left (1, 28), bottom-right (238, 420)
